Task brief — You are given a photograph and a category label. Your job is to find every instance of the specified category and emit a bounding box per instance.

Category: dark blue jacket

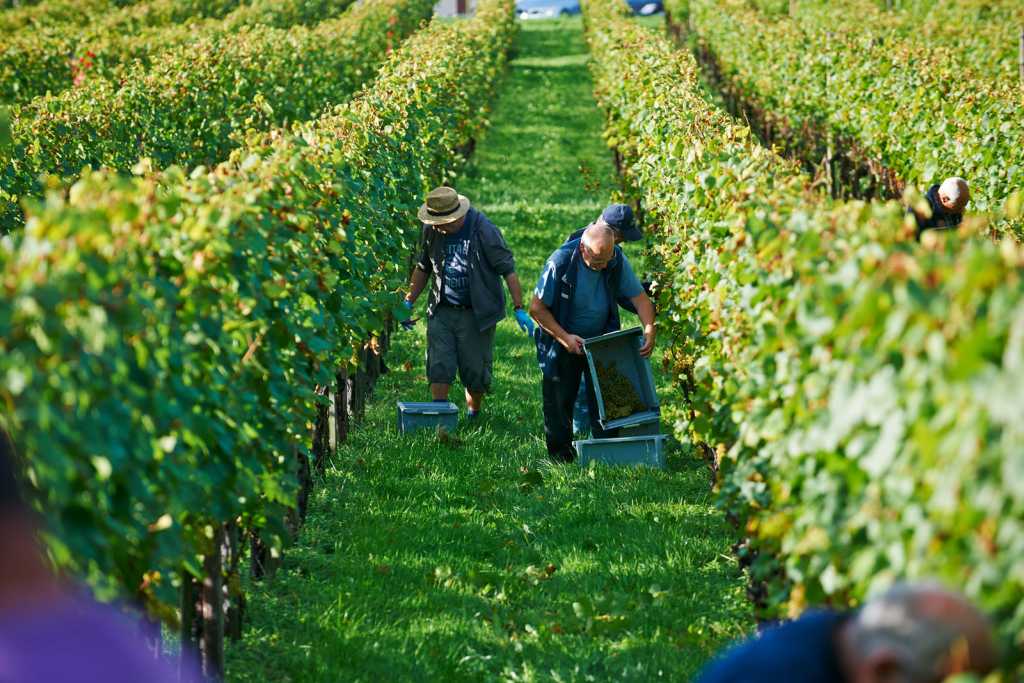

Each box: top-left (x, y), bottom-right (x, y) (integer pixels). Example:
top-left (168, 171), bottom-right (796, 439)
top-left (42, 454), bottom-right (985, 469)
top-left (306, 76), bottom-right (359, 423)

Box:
top-left (911, 184), bottom-right (963, 239)
top-left (534, 238), bottom-right (625, 378)
top-left (697, 611), bottom-right (850, 683)
top-left (416, 207), bottom-right (516, 331)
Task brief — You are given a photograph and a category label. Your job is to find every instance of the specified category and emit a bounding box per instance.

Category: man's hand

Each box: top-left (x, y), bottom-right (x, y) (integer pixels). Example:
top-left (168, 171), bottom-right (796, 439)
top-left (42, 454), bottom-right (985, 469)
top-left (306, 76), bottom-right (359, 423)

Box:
top-left (514, 308), bottom-right (534, 336)
top-left (639, 324), bottom-right (655, 358)
top-left (560, 333), bottom-right (585, 355)
top-left (400, 298), bottom-right (416, 331)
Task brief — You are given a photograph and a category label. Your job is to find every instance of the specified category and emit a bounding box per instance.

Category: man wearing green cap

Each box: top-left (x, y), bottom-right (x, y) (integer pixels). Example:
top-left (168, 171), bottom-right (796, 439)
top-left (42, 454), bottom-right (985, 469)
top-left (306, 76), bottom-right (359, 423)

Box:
top-left (404, 186), bottom-right (532, 419)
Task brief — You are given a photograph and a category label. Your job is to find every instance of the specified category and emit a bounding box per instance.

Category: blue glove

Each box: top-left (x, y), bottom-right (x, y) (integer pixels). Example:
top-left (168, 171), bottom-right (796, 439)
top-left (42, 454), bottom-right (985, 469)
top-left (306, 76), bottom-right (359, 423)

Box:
top-left (400, 298), bottom-right (416, 331)
top-left (514, 308), bottom-right (534, 336)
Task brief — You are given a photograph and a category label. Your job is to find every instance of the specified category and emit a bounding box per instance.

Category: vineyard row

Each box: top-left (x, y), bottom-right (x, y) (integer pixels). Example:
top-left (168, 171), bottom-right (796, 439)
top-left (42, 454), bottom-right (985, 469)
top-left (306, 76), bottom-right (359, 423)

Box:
top-left (1, 0), bottom-right (434, 231)
top-left (584, 0), bottom-right (1024, 672)
top-left (664, 0), bottom-right (1022, 238)
top-left (0, 0), bottom-right (351, 105)
top-left (0, 0), bottom-right (516, 675)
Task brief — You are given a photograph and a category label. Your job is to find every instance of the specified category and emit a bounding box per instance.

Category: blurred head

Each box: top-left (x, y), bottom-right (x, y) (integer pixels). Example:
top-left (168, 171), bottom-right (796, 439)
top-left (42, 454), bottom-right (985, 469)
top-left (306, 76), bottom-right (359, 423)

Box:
top-left (840, 582), bottom-right (996, 683)
top-left (580, 223), bottom-right (616, 271)
top-left (0, 430), bottom-right (63, 609)
top-left (937, 177), bottom-right (969, 214)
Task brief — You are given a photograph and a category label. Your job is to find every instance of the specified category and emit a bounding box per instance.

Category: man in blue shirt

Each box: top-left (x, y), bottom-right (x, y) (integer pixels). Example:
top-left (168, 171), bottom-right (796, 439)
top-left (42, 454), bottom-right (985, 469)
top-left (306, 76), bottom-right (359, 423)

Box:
top-left (697, 582), bottom-right (996, 683)
top-left (529, 223), bottom-right (655, 462)
top-left (563, 204), bottom-right (644, 437)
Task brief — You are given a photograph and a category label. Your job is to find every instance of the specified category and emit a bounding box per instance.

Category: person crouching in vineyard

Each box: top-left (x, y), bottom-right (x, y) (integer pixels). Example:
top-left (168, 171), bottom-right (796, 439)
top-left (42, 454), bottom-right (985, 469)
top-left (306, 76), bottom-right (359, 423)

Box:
top-left (561, 204), bottom-right (644, 438)
top-left (909, 176), bottom-right (970, 239)
top-left (403, 186), bottom-right (533, 420)
top-left (529, 223), bottom-right (656, 463)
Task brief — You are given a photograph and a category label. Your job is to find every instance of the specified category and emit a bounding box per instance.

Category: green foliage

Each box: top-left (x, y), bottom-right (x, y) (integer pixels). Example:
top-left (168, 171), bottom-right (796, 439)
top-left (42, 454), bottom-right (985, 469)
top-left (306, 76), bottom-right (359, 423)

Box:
top-left (681, 0), bottom-right (1023, 227)
top-left (0, 0), bottom-right (247, 105)
top-left (0, 0), bottom-right (516, 616)
top-left (584, 0), bottom-right (1024, 671)
top-left (780, 0), bottom-right (1024, 86)
top-left (0, 0), bottom-right (135, 34)
top-left (0, 0), bottom-right (433, 231)
top-left (228, 20), bottom-right (749, 678)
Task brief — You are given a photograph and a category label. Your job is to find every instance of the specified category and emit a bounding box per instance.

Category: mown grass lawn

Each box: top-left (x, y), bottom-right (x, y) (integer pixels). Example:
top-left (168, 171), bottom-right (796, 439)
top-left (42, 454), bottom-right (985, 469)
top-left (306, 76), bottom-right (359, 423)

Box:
top-left (226, 17), bottom-right (750, 682)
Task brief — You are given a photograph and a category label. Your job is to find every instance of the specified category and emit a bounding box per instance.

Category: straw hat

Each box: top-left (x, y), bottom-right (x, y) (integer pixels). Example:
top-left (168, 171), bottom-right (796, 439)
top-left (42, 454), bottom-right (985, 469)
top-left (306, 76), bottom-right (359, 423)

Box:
top-left (418, 186), bottom-right (471, 225)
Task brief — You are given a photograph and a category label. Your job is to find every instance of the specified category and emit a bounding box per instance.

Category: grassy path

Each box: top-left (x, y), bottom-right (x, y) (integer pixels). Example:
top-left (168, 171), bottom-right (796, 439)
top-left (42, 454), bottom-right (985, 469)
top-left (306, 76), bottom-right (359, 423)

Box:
top-left (226, 18), bottom-right (749, 682)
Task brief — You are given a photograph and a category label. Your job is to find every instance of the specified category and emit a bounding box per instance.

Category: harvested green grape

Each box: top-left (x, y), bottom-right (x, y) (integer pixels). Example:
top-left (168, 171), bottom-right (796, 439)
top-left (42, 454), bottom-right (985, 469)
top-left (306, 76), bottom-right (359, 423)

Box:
top-left (594, 360), bottom-right (646, 420)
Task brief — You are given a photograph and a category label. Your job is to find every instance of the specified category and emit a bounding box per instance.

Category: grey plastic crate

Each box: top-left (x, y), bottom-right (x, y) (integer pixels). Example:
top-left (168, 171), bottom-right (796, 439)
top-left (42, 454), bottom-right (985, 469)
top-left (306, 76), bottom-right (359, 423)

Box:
top-left (617, 414), bottom-right (661, 437)
top-left (574, 434), bottom-right (667, 469)
top-left (396, 401), bottom-right (459, 434)
top-left (582, 327), bottom-right (660, 431)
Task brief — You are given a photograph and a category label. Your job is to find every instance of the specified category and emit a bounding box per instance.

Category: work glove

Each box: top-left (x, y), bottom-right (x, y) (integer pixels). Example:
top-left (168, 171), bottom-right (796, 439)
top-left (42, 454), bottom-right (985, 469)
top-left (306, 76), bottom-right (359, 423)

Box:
top-left (400, 299), bottom-right (416, 331)
top-left (514, 308), bottom-right (534, 336)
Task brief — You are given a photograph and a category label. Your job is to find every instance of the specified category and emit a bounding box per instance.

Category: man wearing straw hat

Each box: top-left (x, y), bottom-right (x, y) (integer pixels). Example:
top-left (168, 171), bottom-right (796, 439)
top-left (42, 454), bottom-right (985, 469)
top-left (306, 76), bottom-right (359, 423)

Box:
top-left (404, 186), bottom-right (533, 419)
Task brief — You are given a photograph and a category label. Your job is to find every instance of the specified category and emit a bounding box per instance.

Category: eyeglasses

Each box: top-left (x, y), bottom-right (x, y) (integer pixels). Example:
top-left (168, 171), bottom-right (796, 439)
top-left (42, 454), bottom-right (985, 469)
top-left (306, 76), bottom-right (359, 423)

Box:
top-left (581, 242), bottom-right (613, 267)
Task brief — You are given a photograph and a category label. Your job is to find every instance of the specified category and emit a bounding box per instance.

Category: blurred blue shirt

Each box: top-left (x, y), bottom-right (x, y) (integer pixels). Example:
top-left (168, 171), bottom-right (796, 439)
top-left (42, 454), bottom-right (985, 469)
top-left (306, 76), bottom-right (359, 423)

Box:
top-left (0, 594), bottom-right (196, 683)
top-left (697, 610), bottom-right (849, 683)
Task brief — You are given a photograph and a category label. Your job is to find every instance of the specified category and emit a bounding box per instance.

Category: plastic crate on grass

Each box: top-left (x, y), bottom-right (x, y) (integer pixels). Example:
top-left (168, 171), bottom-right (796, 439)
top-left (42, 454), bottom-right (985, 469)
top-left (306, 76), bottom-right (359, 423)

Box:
top-left (582, 326), bottom-right (660, 432)
top-left (396, 401), bottom-right (459, 434)
top-left (616, 414), bottom-right (661, 437)
top-left (574, 434), bottom-right (667, 469)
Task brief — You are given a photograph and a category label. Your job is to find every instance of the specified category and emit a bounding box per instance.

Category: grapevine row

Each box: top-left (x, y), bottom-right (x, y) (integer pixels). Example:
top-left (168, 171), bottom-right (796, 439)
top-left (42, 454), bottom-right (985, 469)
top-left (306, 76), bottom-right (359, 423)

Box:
top-left (665, 0), bottom-right (1022, 234)
top-left (0, 0), bottom-right (131, 34)
top-left (0, 0), bottom-right (515, 675)
top-left (0, 0), bottom-right (266, 104)
top-left (789, 0), bottom-right (1024, 87)
top-left (583, 0), bottom-right (1024, 671)
top-left (1, 0), bottom-right (433, 231)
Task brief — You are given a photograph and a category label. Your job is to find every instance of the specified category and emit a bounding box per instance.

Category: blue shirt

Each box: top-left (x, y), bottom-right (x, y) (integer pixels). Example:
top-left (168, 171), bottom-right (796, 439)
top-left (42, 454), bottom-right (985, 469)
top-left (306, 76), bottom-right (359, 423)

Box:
top-left (441, 224), bottom-right (472, 306)
top-left (535, 247), bottom-right (643, 339)
top-left (697, 611), bottom-right (849, 683)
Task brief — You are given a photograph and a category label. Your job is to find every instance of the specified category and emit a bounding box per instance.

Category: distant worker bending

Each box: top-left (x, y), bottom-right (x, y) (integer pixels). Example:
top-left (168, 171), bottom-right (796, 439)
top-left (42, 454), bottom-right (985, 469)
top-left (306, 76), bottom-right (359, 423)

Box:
top-left (910, 176), bottom-right (970, 239)
top-left (529, 222), bottom-right (655, 463)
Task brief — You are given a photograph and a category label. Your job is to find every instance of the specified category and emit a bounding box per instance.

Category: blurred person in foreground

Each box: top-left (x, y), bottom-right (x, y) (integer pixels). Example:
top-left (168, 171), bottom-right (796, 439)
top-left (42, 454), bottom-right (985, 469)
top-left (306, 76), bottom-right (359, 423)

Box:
top-left (910, 176), bottom-right (970, 239)
top-left (0, 431), bottom-right (193, 683)
top-left (697, 581), bottom-right (996, 683)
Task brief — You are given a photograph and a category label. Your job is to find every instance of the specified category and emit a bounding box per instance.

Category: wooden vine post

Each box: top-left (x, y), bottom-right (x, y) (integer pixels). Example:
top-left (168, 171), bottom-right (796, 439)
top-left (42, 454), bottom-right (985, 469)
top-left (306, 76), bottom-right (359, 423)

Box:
top-left (335, 367), bottom-right (349, 446)
top-left (313, 384), bottom-right (331, 476)
top-left (199, 525), bottom-right (226, 680)
top-left (1019, 27), bottom-right (1023, 86)
top-left (179, 570), bottom-right (199, 677)
top-left (223, 521), bottom-right (245, 642)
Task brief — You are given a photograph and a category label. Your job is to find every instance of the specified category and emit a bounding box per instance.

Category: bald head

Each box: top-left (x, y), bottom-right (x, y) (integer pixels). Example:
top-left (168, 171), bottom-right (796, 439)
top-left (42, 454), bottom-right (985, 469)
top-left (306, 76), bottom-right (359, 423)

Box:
top-left (938, 177), bottom-right (970, 214)
top-left (580, 223), bottom-right (616, 271)
top-left (842, 582), bottom-right (996, 683)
